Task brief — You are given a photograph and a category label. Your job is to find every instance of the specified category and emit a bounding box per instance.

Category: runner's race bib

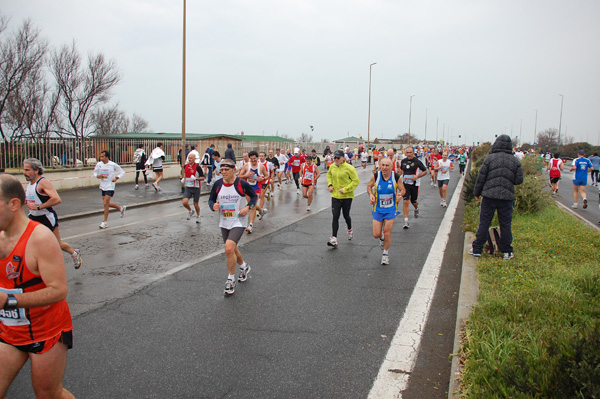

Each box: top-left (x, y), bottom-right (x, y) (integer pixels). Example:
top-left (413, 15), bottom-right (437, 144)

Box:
top-left (221, 204), bottom-right (236, 218)
top-left (247, 178), bottom-right (257, 185)
top-left (185, 177), bottom-right (196, 187)
top-left (403, 175), bottom-right (415, 185)
top-left (304, 172), bottom-right (314, 181)
top-left (0, 288), bottom-right (30, 327)
top-left (379, 193), bottom-right (393, 208)
top-left (25, 194), bottom-right (36, 205)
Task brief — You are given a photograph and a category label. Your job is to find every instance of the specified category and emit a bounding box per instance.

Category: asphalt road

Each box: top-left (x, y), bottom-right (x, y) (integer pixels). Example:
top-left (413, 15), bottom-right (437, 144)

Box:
top-left (7, 165), bottom-right (465, 398)
top-left (547, 167), bottom-right (600, 227)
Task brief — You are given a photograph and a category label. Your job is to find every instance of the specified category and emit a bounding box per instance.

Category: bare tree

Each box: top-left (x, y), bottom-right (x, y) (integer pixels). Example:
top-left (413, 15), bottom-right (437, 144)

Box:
top-left (51, 41), bottom-right (120, 140)
top-left (0, 18), bottom-right (48, 140)
top-left (537, 128), bottom-right (558, 150)
top-left (90, 103), bottom-right (127, 135)
top-left (130, 113), bottom-right (148, 132)
top-left (298, 132), bottom-right (313, 143)
top-left (91, 106), bottom-right (149, 135)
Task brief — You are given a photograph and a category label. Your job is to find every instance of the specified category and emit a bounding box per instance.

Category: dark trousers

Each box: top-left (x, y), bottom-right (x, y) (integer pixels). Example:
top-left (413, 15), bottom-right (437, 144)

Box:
top-left (135, 164), bottom-right (147, 184)
top-left (207, 163), bottom-right (213, 183)
top-left (472, 197), bottom-right (514, 254)
top-left (293, 172), bottom-right (300, 189)
top-left (331, 198), bottom-right (352, 237)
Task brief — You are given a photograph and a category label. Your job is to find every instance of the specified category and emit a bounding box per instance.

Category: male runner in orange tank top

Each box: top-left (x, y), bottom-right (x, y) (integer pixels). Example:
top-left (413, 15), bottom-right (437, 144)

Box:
top-left (0, 174), bottom-right (75, 399)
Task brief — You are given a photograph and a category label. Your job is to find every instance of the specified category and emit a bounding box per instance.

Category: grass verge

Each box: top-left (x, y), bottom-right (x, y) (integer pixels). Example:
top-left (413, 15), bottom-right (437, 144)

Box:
top-left (459, 203), bottom-right (600, 398)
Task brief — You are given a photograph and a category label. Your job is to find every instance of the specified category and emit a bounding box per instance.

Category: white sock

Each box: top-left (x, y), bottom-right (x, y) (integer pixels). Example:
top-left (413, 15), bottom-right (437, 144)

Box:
top-left (404, 218), bottom-right (408, 222)
top-left (228, 274), bottom-right (235, 281)
top-left (240, 262), bottom-right (247, 270)
top-left (383, 250), bottom-right (389, 255)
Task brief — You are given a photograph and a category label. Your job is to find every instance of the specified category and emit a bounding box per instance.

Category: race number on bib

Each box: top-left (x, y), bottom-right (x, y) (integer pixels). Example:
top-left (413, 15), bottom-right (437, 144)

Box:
top-left (403, 175), bottom-right (415, 185)
top-left (0, 288), bottom-right (30, 327)
top-left (185, 177), bottom-right (196, 187)
top-left (379, 193), bottom-right (394, 208)
top-left (221, 204), bottom-right (236, 218)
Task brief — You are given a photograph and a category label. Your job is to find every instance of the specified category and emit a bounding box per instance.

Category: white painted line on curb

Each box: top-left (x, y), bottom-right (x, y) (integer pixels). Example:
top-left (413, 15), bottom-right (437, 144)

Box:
top-left (368, 175), bottom-right (465, 399)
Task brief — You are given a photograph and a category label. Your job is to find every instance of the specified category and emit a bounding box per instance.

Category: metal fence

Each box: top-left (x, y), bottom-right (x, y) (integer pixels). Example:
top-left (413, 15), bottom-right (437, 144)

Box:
top-left (0, 138), bottom-right (341, 171)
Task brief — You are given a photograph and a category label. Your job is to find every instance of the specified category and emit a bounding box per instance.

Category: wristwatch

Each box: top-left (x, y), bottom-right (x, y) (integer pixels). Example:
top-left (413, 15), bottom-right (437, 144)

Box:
top-left (4, 294), bottom-right (17, 310)
top-left (37, 205), bottom-right (40, 210)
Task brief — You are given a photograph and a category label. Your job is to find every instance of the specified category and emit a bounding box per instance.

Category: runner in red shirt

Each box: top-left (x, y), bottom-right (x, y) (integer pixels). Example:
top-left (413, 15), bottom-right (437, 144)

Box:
top-left (301, 156), bottom-right (321, 211)
top-left (288, 148), bottom-right (304, 193)
top-left (0, 174), bottom-right (75, 399)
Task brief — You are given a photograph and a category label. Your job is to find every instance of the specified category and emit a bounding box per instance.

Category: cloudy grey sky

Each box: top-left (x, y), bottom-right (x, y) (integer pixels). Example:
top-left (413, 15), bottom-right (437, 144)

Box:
top-left (4, 0), bottom-right (600, 145)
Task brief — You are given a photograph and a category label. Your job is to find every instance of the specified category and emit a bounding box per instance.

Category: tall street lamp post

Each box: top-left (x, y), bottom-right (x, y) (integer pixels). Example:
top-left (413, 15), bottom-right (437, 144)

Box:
top-left (181, 0), bottom-right (187, 170)
top-left (408, 94), bottom-right (415, 145)
top-left (558, 94), bottom-right (564, 148)
top-left (424, 108), bottom-right (428, 142)
top-left (367, 62), bottom-right (376, 150)
top-left (533, 109), bottom-right (538, 150)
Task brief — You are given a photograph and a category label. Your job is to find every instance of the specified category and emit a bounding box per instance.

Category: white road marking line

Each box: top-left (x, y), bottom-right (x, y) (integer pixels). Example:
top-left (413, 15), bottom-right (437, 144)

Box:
top-left (368, 175), bottom-right (465, 399)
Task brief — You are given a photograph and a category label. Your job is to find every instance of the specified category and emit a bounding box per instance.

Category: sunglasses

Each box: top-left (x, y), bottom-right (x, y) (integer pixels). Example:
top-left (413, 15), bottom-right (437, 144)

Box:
top-left (334, 156), bottom-right (341, 159)
top-left (220, 164), bottom-right (235, 170)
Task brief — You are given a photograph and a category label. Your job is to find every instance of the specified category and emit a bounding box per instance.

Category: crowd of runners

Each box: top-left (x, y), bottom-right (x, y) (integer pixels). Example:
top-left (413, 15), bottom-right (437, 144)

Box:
top-left (5, 141), bottom-right (600, 397)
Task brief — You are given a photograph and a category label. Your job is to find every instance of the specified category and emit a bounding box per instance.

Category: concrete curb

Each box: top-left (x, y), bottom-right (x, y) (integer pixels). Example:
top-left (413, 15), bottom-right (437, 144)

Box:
top-left (448, 231), bottom-right (479, 398)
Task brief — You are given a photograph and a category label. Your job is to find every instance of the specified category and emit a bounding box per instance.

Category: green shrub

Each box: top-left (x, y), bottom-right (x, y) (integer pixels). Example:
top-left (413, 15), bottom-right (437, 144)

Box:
top-left (470, 143), bottom-right (491, 169)
top-left (462, 167), bottom-right (479, 204)
top-left (520, 155), bottom-right (544, 176)
top-left (514, 175), bottom-right (552, 215)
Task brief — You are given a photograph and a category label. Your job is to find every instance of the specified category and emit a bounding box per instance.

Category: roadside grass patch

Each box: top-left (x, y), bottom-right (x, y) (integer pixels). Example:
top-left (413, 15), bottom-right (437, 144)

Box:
top-left (460, 205), bottom-right (600, 398)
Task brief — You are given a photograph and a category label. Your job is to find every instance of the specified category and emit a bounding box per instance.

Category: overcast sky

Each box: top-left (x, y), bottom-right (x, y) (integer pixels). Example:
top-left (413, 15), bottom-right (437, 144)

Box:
top-left (3, 0), bottom-right (600, 145)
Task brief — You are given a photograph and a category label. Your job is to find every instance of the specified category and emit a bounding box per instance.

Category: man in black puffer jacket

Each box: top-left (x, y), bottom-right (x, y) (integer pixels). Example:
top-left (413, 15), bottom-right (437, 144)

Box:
top-left (471, 134), bottom-right (524, 260)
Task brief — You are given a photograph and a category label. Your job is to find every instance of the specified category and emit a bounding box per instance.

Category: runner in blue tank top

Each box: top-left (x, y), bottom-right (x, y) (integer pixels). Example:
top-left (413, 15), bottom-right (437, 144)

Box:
top-left (569, 149), bottom-right (594, 209)
top-left (367, 157), bottom-right (405, 265)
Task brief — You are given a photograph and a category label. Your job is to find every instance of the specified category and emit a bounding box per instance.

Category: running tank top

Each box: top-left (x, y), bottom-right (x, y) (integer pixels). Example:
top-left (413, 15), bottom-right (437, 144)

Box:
top-left (245, 167), bottom-right (262, 191)
top-left (437, 159), bottom-right (452, 180)
top-left (373, 171), bottom-right (399, 213)
top-left (25, 178), bottom-right (53, 217)
top-left (0, 221), bottom-right (73, 345)
top-left (301, 164), bottom-right (316, 185)
top-left (260, 161), bottom-right (271, 184)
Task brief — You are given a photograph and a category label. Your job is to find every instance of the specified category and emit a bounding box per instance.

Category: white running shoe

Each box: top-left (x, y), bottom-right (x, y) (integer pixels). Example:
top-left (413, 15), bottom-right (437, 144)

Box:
top-left (224, 279), bottom-right (236, 295)
top-left (381, 254), bottom-right (390, 265)
top-left (347, 229), bottom-right (353, 240)
top-left (258, 208), bottom-right (268, 220)
top-left (246, 224), bottom-right (253, 234)
top-left (99, 221), bottom-right (108, 229)
top-left (238, 265), bottom-right (251, 282)
top-left (187, 209), bottom-right (195, 220)
top-left (196, 215), bottom-right (201, 224)
top-left (72, 249), bottom-right (83, 269)
top-left (135, 184), bottom-right (139, 190)
top-left (327, 236), bottom-right (338, 248)
top-left (403, 220), bottom-right (409, 229)
top-left (306, 206), bottom-right (311, 212)
top-left (152, 182), bottom-right (158, 191)
top-left (120, 205), bottom-right (127, 218)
